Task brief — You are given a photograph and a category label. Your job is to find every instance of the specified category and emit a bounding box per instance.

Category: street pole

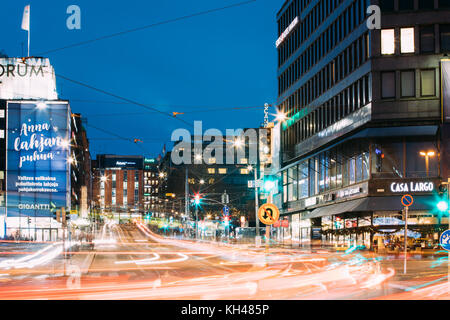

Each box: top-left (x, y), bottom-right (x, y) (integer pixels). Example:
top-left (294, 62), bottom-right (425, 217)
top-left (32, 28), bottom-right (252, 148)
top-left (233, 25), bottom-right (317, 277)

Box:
top-left (195, 205), bottom-right (198, 240)
top-left (447, 178), bottom-right (450, 286)
top-left (404, 206), bottom-right (409, 275)
top-left (426, 156), bottom-right (429, 177)
top-left (185, 167), bottom-right (190, 237)
top-left (254, 166), bottom-right (260, 244)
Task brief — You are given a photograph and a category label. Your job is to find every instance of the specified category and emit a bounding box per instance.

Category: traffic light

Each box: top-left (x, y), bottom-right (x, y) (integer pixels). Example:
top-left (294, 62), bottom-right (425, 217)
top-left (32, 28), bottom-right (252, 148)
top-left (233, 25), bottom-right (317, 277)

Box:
top-left (194, 194), bottom-right (201, 206)
top-left (437, 201), bottom-right (449, 213)
top-left (53, 210), bottom-right (61, 223)
top-left (436, 184), bottom-right (449, 214)
top-left (263, 178), bottom-right (277, 193)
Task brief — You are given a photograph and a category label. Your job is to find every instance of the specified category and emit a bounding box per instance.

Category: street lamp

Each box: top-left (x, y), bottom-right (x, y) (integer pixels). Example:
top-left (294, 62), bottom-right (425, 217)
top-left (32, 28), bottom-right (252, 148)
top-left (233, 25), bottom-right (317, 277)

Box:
top-left (275, 111), bottom-right (287, 122)
top-left (199, 179), bottom-right (205, 185)
top-left (419, 151), bottom-right (436, 177)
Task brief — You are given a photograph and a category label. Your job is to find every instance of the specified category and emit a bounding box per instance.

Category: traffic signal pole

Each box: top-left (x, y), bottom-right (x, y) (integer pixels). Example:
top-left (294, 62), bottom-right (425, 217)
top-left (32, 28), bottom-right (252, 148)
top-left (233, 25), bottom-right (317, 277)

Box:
top-left (403, 206), bottom-right (408, 275)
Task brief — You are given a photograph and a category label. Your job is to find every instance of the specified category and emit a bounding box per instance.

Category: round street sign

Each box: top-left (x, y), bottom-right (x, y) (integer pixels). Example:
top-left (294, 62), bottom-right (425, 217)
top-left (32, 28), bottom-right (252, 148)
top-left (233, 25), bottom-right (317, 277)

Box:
top-left (258, 204), bottom-right (280, 226)
top-left (440, 229), bottom-right (450, 251)
top-left (401, 194), bottom-right (414, 207)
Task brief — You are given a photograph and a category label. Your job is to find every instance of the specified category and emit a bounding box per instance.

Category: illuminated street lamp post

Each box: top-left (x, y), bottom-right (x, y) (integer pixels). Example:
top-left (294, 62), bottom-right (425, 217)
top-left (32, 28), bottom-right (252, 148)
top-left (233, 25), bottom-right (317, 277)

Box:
top-left (419, 151), bottom-right (435, 177)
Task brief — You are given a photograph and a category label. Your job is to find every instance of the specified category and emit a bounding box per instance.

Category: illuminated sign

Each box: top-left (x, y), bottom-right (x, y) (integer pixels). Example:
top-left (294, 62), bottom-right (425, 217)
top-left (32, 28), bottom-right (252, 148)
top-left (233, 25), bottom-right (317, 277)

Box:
top-left (390, 182), bottom-right (434, 193)
top-left (6, 101), bottom-right (70, 222)
top-left (276, 17), bottom-right (299, 48)
top-left (0, 58), bottom-right (58, 100)
top-left (304, 197), bottom-right (317, 207)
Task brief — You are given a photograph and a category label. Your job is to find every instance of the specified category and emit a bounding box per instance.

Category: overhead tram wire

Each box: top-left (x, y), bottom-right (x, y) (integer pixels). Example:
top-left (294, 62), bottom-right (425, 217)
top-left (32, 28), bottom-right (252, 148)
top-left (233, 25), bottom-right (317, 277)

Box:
top-left (35, 0), bottom-right (257, 56)
top-left (55, 72), bottom-right (194, 128)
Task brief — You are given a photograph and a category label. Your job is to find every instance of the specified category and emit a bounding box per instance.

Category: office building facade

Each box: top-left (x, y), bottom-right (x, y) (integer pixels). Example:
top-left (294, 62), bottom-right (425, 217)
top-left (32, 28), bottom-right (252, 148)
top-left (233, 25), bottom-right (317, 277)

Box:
top-left (277, 0), bottom-right (450, 249)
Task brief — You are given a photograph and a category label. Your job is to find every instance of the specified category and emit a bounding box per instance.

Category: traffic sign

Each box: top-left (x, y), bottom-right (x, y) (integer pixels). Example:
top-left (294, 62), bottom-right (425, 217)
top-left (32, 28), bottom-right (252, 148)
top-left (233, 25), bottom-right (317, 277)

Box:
top-left (223, 206), bottom-right (230, 216)
top-left (401, 194), bottom-right (414, 207)
top-left (440, 229), bottom-right (450, 251)
top-left (258, 204), bottom-right (280, 225)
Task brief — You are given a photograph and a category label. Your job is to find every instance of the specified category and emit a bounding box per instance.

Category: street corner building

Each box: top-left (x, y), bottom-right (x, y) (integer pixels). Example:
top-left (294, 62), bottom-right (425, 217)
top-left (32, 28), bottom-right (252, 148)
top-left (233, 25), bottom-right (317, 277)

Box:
top-left (275, 0), bottom-right (450, 251)
top-left (0, 57), bottom-right (92, 241)
top-left (92, 154), bottom-right (145, 221)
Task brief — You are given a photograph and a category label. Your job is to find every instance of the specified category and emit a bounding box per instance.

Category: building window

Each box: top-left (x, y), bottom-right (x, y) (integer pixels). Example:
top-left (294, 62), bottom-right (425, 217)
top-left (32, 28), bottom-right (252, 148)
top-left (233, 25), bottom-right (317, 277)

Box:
top-left (420, 25), bottom-right (435, 53)
top-left (420, 69), bottom-right (436, 96)
top-left (240, 158), bottom-right (248, 164)
top-left (218, 168), bottom-right (227, 174)
top-left (381, 71), bottom-right (396, 99)
top-left (400, 28), bottom-right (415, 53)
top-left (401, 70), bottom-right (415, 97)
top-left (381, 29), bottom-right (395, 55)
top-left (379, 0), bottom-right (395, 12)
top-left (440, 24), bottom-right (450, 53)
top-left (240, 168), bottom-right (249, 175)
top-left (208, 158), bottom-right (216, 164)
top-left (440, 0), bottom-right (450, 9)
top-left (207, 168), bottom-right (216, 174)
top-left (399, 0), bottom-right (414, 11)
top-left (419, 0), bottom-right (434, 9)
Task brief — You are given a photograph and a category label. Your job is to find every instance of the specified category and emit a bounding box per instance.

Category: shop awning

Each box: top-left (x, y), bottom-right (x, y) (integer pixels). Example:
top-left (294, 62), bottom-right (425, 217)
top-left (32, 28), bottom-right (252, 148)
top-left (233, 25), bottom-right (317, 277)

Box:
top-left (305, 195), bottom-right (436, 220)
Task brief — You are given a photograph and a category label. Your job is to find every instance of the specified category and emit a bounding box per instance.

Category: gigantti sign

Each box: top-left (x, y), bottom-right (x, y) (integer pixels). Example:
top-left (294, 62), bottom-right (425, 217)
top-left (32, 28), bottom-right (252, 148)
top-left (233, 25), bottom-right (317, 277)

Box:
top-left (5, 101), bottom-right (70, 221)
top-left (0, 58), bottom-right (58, 100)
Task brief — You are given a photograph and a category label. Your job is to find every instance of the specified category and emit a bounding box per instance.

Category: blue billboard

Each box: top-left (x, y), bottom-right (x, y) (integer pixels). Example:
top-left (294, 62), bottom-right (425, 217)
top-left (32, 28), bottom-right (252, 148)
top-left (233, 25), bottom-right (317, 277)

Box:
top-left (6, 101), bottom-right (70, 220)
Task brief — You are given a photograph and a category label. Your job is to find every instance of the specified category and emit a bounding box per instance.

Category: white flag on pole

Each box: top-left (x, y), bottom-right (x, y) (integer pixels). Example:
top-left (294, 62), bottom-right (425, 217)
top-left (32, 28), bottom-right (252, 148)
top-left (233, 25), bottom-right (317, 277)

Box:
top-left (21, 5), bottom-right (30, 31)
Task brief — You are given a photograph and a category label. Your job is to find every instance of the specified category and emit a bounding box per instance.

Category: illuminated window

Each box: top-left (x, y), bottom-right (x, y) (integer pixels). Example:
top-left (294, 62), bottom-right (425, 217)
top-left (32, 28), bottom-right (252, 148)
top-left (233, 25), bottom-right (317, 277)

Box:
top-left (208, 158), bottom-right (216, 164)
top-left (218, 168), bottom-right (227, 174)
top-left (421, 69), bottom-right (435, 96)
top-left (240, 158), bottom-right (248, 164)
top-left (240, 168), bottom-right (249, 175)
top-left (208, 168), bottom-right (216, 174)
top-left (400, 28), bottom-right (415, 53)
top-left (381, 29), bottom-right (395, 55)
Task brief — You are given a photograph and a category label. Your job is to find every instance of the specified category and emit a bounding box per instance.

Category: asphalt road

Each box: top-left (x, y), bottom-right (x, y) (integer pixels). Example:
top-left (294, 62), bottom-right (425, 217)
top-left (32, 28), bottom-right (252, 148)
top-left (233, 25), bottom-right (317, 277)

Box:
top-left (0, 222), bottom-right (448, 300)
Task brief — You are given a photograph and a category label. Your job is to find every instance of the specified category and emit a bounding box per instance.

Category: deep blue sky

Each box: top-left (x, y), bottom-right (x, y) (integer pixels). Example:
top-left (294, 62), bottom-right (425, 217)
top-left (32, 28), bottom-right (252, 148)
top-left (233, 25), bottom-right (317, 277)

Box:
top-left (1, 0), bottom-right (282, 158)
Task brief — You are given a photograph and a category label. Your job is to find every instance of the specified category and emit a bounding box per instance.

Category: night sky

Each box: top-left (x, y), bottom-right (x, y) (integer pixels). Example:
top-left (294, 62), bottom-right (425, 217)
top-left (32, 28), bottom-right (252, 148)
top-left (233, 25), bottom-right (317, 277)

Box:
top-left (1, 0), bottom-right (282, 158)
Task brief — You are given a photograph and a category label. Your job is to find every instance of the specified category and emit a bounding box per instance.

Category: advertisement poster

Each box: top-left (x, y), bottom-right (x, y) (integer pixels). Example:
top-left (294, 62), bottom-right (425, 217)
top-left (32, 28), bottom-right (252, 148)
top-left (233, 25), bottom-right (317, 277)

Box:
top-left (6, 101), bottom-right (70, 224)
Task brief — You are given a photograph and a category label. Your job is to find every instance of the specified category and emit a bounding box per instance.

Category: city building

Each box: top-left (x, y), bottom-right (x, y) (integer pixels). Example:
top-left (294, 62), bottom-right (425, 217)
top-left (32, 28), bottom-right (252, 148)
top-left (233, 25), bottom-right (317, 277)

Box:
top-left (143, 157), bottom-right (163, 217)
top-left (159, 127), bottom-right (277, 231)
top-left (0, 57), bottom-right (74, 241)
top-left (70, 113), bottom-right (92, 219)
top-left (276, 0), bottom-right (450, 250)
top-left (92, 154), bottom-right (144, 221)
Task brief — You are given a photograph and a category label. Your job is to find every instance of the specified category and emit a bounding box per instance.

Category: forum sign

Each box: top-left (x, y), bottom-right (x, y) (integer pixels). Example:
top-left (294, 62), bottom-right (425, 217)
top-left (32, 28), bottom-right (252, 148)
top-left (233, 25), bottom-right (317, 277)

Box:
top-left (6, 101), bottom-right (70, 220)
top-left (0, 58), bottom-right (58, 100)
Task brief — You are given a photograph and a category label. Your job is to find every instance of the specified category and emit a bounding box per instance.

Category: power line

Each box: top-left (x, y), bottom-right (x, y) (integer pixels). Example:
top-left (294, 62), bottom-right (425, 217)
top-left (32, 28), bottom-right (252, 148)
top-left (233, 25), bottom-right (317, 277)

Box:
top-left (36, 0), bottom-right (257, 56)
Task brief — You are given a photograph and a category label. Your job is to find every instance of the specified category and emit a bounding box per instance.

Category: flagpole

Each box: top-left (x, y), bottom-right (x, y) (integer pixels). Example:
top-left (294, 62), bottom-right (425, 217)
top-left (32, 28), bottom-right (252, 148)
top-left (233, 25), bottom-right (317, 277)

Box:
top-left (27, 6), bottom-right (30, 57)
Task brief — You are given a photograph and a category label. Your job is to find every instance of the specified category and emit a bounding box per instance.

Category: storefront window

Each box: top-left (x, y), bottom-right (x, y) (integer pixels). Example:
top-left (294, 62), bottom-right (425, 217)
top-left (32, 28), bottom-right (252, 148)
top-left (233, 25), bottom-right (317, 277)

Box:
top-left (298, 161), bottom-right (309, 199)
top-left (362, 152), bottom-right (370, 180)
top-left (349, 157), bottom-right (356, 185)
top-left (283, 171), bottom-right (288, 203)
top-left (288, 167), bottom-right (298, 202)
top-left (356, 154), bottom-right (363, 182)
top-left (309, 158), bottom-right (317, 196)
top-left (406, 141), bottom-right (438, 178)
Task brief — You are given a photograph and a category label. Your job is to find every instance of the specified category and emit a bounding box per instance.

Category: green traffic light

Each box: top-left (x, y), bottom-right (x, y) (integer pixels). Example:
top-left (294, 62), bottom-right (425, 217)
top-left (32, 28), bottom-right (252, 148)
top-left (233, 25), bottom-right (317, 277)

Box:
top-left (437, 201), bottom-right (449, 212)
top-left (263, 180), bottom-right (276, 192)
